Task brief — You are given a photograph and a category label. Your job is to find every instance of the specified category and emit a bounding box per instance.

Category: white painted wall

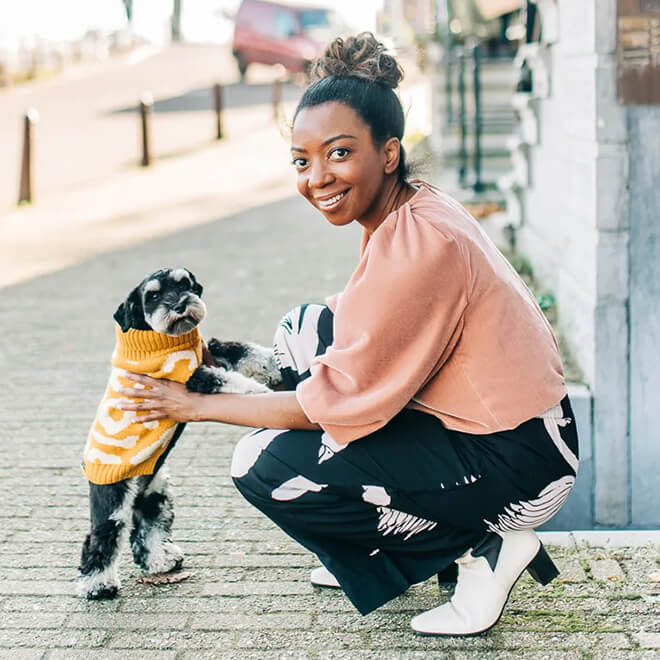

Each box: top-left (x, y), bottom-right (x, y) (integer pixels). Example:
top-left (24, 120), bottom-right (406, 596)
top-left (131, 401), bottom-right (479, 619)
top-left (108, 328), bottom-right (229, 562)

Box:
top-left (517, 0), bottom-right (635, 526)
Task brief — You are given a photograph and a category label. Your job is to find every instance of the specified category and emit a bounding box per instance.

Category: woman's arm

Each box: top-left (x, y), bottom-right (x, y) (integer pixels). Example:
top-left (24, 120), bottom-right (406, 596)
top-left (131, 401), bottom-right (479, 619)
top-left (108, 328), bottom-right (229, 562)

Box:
top-left (115, 372), bottom-right (320, 431)
top-left (196, 390), bottom-right (320, 430)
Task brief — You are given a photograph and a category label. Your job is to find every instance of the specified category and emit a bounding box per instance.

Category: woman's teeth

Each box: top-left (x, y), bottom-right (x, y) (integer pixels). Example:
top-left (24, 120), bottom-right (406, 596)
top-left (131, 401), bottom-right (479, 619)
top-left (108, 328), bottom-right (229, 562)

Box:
top-left (318, 191), bottom-right (347, 209)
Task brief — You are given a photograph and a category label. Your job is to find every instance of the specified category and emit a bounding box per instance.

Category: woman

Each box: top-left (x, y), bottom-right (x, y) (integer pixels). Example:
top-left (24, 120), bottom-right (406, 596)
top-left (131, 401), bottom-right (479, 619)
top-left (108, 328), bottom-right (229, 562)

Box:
top-left (117, 33), bottom-right (579, 636)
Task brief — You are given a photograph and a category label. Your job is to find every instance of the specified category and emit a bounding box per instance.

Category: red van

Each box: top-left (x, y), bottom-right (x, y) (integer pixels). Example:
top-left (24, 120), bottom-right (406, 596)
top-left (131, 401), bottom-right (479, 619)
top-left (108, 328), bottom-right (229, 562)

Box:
top-left (232, 0), bottom-right (348, 78)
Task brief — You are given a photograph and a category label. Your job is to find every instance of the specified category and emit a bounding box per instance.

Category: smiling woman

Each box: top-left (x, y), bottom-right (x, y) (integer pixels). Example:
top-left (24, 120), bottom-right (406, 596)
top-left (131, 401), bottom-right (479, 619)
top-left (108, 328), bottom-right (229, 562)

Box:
top-left (120, 32), bottom-right (579, 637)
top-left (290, 37), bottom-right (413, 231)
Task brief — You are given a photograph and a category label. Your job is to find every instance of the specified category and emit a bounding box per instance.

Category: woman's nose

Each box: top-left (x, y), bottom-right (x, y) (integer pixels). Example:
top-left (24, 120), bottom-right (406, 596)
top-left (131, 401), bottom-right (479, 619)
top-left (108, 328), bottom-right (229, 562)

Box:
top-left (308, 160), bottom-right (333, 189)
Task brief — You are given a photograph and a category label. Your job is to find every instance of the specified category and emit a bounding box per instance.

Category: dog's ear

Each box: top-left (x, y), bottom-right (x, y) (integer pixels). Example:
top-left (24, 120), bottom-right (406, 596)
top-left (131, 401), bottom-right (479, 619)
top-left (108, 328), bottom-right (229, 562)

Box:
top-left (188, 270), bottom-right (203, 297)
top-left (113, 287), bottom-right (144, 332)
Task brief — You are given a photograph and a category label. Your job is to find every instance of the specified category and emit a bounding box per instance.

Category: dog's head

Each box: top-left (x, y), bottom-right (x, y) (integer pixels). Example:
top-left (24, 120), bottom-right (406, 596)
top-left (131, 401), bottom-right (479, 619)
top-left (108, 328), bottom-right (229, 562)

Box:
top-left (113, 268), bottom-right (206, 336)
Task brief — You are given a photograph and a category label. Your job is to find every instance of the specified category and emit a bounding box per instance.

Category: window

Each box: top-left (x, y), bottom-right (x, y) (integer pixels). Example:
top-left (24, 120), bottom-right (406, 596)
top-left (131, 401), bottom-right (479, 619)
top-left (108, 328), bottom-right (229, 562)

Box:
top-left (274, 9), bottom-right (298, 38)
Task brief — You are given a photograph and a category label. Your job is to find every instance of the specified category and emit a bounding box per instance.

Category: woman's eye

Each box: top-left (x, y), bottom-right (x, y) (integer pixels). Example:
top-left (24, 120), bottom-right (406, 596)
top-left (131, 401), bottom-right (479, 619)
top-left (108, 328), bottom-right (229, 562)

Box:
top-left (291, 158), bottom-right (307, 170)
top-left (329, 147), bottom-right (350, 160)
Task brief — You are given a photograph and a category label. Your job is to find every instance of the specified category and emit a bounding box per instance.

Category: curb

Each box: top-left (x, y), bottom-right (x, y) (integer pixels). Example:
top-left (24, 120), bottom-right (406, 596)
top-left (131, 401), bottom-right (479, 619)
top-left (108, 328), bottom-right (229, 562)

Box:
top-left (539, 530), bottom-right (660, 547)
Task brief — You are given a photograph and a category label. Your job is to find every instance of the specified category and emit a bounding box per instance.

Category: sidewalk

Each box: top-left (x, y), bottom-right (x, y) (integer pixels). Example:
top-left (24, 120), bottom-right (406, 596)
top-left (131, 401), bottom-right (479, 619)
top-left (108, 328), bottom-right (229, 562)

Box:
top-left (1, 192), bottom-right (659, 658)
top-left (0, 66), bottom-right (659, 660)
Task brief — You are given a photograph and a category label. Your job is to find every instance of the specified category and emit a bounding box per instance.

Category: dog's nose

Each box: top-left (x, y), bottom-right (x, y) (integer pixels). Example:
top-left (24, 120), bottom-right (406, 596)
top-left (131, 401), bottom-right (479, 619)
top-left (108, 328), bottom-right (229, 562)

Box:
top-left (174, 299), bottom-right (188, 314)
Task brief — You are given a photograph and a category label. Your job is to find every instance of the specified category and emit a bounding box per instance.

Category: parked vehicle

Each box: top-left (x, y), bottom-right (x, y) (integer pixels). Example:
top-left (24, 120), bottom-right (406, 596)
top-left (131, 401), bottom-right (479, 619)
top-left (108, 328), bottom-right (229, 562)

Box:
top-left (232, 0), bottom-right (348, 79)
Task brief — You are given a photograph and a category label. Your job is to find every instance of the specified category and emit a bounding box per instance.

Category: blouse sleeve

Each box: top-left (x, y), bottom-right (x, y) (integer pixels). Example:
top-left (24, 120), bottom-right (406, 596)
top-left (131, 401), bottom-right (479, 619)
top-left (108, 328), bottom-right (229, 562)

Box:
top-left (296, 207), bottom-right (470, 444)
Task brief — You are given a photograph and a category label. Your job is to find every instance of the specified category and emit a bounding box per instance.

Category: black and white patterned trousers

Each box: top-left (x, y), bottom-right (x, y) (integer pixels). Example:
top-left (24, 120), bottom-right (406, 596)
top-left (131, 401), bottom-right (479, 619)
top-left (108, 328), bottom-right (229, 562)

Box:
top-left (232, 304), bottom-right (579, 615)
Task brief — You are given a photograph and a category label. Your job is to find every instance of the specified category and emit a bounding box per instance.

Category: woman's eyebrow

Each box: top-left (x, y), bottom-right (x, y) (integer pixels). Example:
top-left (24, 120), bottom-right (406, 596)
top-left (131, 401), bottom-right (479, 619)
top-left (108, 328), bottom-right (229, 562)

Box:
top-left (290, 134), bottom-right (357, 153)
top-left (321, 133), bottom-right (357, 146)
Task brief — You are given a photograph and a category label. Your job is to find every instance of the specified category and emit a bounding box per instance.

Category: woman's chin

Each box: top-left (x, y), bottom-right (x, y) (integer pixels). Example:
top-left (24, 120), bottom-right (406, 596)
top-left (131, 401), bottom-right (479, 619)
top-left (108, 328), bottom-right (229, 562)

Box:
top-left (322, 211), bottom-right (354, 227)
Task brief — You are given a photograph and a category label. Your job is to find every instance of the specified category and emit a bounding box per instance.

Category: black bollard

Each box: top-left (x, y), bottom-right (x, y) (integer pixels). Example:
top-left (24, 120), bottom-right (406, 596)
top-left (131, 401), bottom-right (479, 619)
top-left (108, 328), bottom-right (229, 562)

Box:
top-left (457, 49), bottom-right (468, 187)
top-left (18, 108), bottom-right (38, 204)
top-left (213, 83), bottom-right (223, 140)
top-left (472, 42), bottom-right (485, 193)
top-left (139, 92), bottom-right (153, 167)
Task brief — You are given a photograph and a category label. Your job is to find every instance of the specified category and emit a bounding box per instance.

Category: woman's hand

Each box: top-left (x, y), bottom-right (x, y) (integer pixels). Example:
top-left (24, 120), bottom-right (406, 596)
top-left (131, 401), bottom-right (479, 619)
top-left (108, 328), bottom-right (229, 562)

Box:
top-left (115, 372), bottom-right (202, 423)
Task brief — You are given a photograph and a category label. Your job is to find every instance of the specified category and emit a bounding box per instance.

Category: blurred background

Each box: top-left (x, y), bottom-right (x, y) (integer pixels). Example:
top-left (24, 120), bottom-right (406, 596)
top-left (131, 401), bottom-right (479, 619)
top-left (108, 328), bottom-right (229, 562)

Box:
top-left (1, 0), bottom-right (659, 530)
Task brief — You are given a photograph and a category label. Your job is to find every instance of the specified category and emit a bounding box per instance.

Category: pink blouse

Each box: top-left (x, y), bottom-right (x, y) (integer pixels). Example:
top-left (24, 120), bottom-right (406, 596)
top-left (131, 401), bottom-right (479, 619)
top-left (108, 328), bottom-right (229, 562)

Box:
top-left (296, 182), bottom-right (566, 444)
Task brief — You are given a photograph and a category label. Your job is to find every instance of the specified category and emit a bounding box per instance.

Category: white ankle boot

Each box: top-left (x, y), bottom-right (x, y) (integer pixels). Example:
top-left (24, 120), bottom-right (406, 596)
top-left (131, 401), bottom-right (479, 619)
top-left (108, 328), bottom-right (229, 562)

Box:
top-left (410, 530), bottom-right (558, 636)
top-left (310, 566), bottom-right (341, 588)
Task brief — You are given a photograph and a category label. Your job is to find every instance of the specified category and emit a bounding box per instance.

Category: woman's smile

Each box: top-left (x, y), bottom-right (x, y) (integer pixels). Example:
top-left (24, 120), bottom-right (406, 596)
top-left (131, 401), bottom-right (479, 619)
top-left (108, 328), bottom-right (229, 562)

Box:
top-left (315, 188), bottom-right (350, 211)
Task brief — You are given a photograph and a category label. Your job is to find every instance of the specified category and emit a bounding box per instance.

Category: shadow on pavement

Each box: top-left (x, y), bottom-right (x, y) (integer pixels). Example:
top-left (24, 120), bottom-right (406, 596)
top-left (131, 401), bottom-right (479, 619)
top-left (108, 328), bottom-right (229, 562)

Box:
top-left (109, 81), bottom-right (303, 115)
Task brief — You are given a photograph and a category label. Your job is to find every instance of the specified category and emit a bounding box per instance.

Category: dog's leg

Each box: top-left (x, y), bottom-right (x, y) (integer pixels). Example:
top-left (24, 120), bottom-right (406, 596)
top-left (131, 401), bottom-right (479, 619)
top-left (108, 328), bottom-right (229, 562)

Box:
top-left (78, 479), bottom-right (137, 600)
top-left (206, 338), bottom-right (282, 387)
top-left (130, 469), bottom-right (184, 575)
top-left (186, 363), bottom-right (271, 395)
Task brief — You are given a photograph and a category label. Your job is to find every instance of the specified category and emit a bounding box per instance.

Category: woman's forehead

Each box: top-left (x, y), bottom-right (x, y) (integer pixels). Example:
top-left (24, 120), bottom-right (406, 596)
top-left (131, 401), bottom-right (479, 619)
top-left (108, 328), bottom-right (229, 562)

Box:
top-left (292, 102), bottom-right (368, 145)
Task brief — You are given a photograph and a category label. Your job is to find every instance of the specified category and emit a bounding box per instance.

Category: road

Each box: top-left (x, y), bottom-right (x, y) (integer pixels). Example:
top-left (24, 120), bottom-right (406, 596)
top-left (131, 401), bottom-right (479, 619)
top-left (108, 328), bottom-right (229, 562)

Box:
top-left (0, 43), bottom-right (302, 212)
top-left (0, 43), bottom-right (431, 289)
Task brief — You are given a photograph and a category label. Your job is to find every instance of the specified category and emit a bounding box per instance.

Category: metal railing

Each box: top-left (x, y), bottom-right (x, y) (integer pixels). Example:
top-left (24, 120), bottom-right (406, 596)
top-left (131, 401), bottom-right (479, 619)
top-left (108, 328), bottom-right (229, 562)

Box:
top-left (445, 42), bottom-right (487, 193)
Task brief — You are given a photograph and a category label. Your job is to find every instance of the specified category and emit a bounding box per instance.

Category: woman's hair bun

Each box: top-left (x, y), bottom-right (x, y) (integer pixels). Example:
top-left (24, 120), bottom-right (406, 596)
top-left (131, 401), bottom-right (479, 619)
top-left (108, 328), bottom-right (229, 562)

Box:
top-left (309, 32), bottom-right (403, 89)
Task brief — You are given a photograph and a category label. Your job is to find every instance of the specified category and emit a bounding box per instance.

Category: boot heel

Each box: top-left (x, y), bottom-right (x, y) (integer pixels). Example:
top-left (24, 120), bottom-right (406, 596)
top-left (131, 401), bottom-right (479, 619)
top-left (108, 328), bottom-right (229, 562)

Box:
top-left (527, 543), bottom-right (559, 585)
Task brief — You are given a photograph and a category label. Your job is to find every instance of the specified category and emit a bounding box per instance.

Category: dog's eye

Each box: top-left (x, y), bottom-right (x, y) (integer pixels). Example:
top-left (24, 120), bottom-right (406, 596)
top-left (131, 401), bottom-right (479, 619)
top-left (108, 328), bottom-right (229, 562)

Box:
top-left (145, 291), bottom-right (158, 301)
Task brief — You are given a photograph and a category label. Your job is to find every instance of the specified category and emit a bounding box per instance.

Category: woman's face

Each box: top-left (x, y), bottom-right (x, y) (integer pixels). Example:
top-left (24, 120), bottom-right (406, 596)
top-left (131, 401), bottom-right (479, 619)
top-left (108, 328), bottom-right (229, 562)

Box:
top-left (291, 102), bottom-right (392, 229)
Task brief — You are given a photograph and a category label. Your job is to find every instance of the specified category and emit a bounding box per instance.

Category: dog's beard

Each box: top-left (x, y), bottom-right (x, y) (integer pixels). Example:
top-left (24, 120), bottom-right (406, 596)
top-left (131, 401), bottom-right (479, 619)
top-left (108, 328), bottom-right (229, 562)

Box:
top-left (146, 298), bottom-right (207, 336)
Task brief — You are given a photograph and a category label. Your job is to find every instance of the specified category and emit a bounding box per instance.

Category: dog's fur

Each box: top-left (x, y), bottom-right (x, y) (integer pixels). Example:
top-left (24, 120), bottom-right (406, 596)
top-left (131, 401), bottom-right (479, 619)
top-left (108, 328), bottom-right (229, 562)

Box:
top-left (78, 268), bottom-right (281, 600)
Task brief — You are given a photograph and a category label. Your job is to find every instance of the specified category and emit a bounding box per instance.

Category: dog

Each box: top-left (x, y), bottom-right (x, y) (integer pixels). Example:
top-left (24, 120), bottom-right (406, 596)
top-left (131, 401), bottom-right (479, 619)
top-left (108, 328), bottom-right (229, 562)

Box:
top-left (78, 267), bottom-right (279, 600)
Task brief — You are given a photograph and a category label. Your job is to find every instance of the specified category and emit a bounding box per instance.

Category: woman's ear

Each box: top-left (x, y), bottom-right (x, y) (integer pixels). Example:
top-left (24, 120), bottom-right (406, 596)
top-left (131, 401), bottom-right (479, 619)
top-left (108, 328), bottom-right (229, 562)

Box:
top-left (383, 137), bottom-right (401, 175)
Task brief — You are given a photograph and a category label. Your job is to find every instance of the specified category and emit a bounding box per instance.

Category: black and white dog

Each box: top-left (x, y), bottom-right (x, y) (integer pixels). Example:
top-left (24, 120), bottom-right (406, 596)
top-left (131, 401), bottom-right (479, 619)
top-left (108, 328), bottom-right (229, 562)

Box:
top-left (78, 267), bottom-right (281, 600)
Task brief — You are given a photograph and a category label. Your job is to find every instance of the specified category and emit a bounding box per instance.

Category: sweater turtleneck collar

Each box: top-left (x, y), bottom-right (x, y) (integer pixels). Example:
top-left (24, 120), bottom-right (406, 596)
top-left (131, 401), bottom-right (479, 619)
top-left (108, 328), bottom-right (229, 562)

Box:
top-left (113, 323), bottom-right (201, 362)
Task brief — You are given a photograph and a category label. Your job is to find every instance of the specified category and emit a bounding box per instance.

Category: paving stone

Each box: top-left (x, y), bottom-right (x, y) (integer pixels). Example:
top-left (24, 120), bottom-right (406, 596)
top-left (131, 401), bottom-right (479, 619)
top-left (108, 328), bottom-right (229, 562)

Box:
top-left (635, 632), bottom-right (660, 648)
top-left (118, 596), bottom-right (247, 614)
top-left (0, 629), bottom-right (107, 649)
top-left (589, 558), bottom-right (626, 580)
top-left (555, 558), bottom-right (588, 582)
top-left (49, 652), bottom-right (177, 660)
top-left (2, 596), bottom-right (122, 615)
top-left (179, 653), bottom-right (310, 660)
top-left (0, 582), bottom-right (73, 597)
top-left (106, 630), bottom-right (237, 650)
top-left (236, 630), bottom-right (366, 651)
top-left (202, 581), bottom-right (313, 596)
top-left (319, 653), bottom-right (452, 660)
top-left (66, 613), bottom-right (189, 630)
top-left (0, 613), bottom-right (67, 629)
top-left (619, 554), bottom-right (660, 583)
top-left (452, 654), bottom-right (582, 660)
top-left (190, 612), bottom-right (312, 630)
top-left (211, 553), bottom-right (316, 568)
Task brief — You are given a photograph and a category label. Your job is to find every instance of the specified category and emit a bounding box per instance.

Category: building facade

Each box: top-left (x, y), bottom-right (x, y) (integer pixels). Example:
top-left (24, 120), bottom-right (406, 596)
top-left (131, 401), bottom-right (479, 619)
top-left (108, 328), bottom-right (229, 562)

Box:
top-left (500, 0), bottom-right (659, 527)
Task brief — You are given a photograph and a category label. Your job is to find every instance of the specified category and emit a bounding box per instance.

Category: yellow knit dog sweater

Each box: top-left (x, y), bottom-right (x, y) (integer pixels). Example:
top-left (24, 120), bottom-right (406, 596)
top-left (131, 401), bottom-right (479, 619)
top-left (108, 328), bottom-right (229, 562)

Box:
top-left (83, 324), bottom-right (203, 485)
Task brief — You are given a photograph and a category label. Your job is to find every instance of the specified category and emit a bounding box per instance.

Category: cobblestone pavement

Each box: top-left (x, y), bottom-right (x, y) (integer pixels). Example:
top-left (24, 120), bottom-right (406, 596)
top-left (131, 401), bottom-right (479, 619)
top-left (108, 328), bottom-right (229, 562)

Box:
top-left (1, 194), bottom-right (659, 659)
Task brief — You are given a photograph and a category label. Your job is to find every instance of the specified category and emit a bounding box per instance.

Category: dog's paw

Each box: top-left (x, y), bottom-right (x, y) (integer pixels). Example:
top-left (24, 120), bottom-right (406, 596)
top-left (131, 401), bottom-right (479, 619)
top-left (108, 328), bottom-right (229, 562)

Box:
top-left (219, 370), bottom-right (271, 394)
top-left (77, 572), bottom-right (120, 600)
top-left (186, 365), bottom-right (228, 394)
top-left (206, 339), bottom-right (246, 369)
top-left (187, 364), bottom-right (270, 395)
top-left (207, 338), bottom-right (283, 388)
top-left (144, 542), bottom-right (185, 575)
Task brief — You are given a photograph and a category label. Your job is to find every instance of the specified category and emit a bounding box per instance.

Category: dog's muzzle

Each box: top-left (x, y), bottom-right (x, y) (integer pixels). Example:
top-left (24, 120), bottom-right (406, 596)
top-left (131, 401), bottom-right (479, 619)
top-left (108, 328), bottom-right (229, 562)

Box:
top-left (149, 296), bottom-right (207, 336)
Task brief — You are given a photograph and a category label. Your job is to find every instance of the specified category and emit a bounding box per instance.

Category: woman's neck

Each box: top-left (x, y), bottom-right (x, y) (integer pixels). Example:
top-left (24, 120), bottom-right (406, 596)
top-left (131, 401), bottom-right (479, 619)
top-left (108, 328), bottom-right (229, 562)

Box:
top-left (358, 178), bottom-right (416, 235)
